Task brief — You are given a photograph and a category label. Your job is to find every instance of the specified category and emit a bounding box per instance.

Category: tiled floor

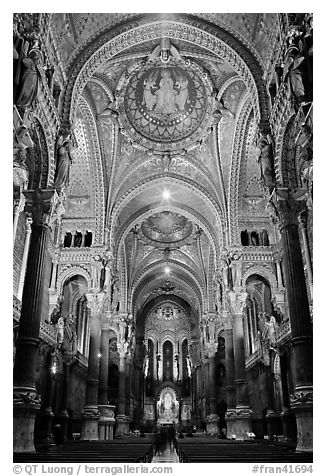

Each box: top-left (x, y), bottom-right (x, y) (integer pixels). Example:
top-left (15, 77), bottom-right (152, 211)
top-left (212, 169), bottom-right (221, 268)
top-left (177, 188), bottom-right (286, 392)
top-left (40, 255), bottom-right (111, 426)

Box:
top-left (152, 441), bottom-right (179, 463)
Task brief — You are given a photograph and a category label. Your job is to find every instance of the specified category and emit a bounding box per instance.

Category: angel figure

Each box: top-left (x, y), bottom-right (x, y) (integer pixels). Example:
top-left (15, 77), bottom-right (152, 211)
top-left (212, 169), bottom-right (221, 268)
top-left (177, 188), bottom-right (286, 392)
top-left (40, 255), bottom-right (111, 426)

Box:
top-left (54, 135), bottom-right (73, 190)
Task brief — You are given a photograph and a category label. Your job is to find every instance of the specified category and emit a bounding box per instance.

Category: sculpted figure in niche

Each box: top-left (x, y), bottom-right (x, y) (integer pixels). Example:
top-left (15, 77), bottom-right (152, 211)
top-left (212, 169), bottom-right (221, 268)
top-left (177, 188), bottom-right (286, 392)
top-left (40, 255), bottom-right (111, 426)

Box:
top-left (13, 124), bottom-right (34, 166)
top-left (257, 131), bottom-right (275, 189)
top-left (283, 46), bottom-right (307, 105)
top-left (54, 135), bottom-right (73, 190)
top-left (111, 276), bottom-right (120, 312)
top-left (15, 46), bottom-right (43, 111)
top-left (208, 319), bottom-right (216, 343)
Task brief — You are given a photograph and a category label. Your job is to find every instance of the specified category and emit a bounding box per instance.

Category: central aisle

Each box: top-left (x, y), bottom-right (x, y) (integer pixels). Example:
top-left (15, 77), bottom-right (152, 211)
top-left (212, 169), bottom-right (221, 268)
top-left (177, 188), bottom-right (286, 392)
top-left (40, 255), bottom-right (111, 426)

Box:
top-left (152, 441), bottom-right (179, 463)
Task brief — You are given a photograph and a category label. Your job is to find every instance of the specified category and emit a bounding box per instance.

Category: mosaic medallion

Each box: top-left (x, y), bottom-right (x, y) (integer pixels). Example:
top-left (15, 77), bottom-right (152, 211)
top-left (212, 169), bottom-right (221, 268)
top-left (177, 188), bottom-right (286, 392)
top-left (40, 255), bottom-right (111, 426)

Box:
top-left (140, 211), bottom-right (193, 246)
top-left (116, 59), bottom-right (215, 151)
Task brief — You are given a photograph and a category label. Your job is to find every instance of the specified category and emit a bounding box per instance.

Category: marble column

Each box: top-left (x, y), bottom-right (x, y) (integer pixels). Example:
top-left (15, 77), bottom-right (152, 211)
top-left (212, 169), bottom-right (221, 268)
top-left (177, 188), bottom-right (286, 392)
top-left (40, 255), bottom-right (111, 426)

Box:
top-left (265, 366), bottom-right (279, 440)
top-left (298, 210), bottom-right (313, 299)
top-left (81, 293), bottom-right (104, 440)
top-left (224, 326), bottom-right (237, 438)
top-left (13, 194), bottom-right (25, 243)
top-left (115, 343), bottom-right (130, 436)
top-left (228, 292), bottom-right (252, 439)
top-left (273, 190), bottom-right (313, 452)
top-left (280, 353), bottom-right (297, 442)
top-left (205, 346), bottom-right (219, 435)
top-left (35, 349), bottom-right (55, 445)
top-left (13, 189), bottom-right (58, 452)
top-left (17, 217), bottom-right (33, 301)
top-left (98, 327), bottom-right (115, 440)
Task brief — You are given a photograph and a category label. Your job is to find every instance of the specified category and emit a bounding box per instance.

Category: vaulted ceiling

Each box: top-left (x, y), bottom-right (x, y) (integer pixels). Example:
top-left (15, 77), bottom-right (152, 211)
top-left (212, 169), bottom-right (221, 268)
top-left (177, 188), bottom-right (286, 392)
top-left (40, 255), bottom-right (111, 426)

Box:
top-left (53, 13), bottom-right (277, 327)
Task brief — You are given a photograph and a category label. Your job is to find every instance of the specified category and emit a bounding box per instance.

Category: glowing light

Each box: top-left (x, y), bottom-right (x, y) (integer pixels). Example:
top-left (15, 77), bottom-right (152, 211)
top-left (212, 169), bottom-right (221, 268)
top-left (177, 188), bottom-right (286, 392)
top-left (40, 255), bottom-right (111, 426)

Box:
top-left (162, 189), bottom-right (170, 200)
top-left (164, 267), bottom-right (170, 275)
top-left (97, 353), bottom-right (102, 359)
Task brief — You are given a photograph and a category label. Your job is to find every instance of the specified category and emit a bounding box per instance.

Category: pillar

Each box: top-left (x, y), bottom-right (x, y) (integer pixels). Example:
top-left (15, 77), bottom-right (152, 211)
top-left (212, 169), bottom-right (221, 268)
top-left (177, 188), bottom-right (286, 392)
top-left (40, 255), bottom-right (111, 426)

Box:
top-left (81, 293), bottom-right (104, 440)
top-left (13, 189), bottom-right (58, 452)
top-left (35, 349), bottom-right (55, 445)
top-left (98, 327), bottom-right (115, 440)
top-left (298, 210), bottom-right (313, 299)
top-left (273, 190), bottom-right (313, 452)
top-left (227, 292), bottom-right (252, 439)
top-left (224, 326), bottom-right (237, 438)
top-left (13, 194), bottom-right (25, 243)
top-left (205, 347), bottom-right (219, 435)
top-left (115, 344), bottom-right (130, 436)
top-left (17, 217), bottom-right (33, 300)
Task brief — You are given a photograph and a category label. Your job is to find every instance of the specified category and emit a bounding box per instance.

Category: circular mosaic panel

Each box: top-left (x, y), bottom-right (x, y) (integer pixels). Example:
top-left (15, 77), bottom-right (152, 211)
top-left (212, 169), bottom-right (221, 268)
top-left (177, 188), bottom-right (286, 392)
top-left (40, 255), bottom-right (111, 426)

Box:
top-left (140, 211), bottom-right (193, 245)
top-left (116, 60), bottom-right (214, 151)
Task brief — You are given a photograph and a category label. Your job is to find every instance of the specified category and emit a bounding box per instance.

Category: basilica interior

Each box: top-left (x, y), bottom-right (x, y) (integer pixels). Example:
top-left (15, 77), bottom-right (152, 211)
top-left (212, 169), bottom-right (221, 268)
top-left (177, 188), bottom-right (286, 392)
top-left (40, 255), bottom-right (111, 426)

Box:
top-left (13, 13), bottom-right (313, 461)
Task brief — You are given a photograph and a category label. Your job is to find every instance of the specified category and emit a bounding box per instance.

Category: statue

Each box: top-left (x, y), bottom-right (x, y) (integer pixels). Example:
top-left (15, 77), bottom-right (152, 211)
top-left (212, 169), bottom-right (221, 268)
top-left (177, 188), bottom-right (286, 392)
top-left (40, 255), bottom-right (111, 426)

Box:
top-left (283, 46), bottom-right (307, 105)
top-left (15, 46), bottom-right (43, 111)
top-left (13, 124), bottom-right (34, 166)
top-left (50, 295), bottom-right (63, 325)
top-left (222, 256), bottom-right (233, 290)
top-left (208, 319), bottom-right (216, 343)
top-left (257, 131), bottom-right (275, 189)
top-left (54, 135), bottom-right (73, 190)
top-left (99, 254), bottom-right (112, 293)
top-left (56, 316), bottom-right (65, 346)
top-left (111, 276), bottom-right (120, 312)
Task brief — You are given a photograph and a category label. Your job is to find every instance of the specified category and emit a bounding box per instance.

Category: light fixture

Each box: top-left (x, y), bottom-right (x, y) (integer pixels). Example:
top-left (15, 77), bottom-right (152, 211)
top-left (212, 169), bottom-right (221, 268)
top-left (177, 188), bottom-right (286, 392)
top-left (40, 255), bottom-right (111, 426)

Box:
top-left (97, 353), bottom-right (102, 359)
top-left (164, 266), bottom-right (170, 275)
top-left (51, 363), bottom-right (57, 375)
top-left (162, 189), bottom-right (170, 200)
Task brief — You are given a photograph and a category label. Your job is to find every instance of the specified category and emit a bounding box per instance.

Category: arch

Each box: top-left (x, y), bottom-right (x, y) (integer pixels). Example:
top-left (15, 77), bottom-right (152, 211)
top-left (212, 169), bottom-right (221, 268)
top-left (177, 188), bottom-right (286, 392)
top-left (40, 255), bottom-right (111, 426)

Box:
top-left (227, 95), bottom-right (253, 244)
top-left (62, 16), bottom-right (267, 126)
top-left (78, 96), bottom-right (105, 245)
top-left (242, 265), bottom-right (278, 294)
top-left (57, 266), bottom-right (91, 294)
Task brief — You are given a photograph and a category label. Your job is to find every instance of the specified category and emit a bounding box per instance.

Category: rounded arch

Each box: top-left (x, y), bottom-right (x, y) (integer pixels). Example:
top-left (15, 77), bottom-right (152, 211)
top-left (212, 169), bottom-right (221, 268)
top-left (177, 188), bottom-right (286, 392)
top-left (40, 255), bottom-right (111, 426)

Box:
top-left (57, 266), bottom-right (91, 294)
top-left (228, 95), bottom-right (254, 244)
top-left (242, 265), bottom-right (278, 294)
top-left (62, 15), bottom-right (267, 126)
top-left (110, 174), bottom-right (224, 253)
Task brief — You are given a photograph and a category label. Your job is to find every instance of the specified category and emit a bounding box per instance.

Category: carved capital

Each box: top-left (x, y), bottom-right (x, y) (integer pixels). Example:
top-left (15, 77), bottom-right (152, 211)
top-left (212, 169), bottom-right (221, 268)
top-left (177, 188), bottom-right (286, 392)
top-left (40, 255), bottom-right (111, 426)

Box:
top-left (13, 390), bottom-right (41, 407)
top-left (23, 189), bottom-right (64, 228)
top-left (228, 291), bottom-right (247, 316)
top-left (86, 292), bottom-right (106, 318)
top-left (290, 389), bottom-right (313, 405)
top-left (269, 188), bottom-right (307, 231)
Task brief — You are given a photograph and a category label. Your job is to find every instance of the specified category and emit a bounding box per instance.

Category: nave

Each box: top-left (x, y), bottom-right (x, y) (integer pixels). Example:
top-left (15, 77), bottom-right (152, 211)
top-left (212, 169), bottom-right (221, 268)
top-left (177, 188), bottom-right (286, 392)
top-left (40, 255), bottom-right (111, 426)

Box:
top-left (13, 13), bottom-right (313, 458)
top-left (13, 435), bottom-right (312, 464)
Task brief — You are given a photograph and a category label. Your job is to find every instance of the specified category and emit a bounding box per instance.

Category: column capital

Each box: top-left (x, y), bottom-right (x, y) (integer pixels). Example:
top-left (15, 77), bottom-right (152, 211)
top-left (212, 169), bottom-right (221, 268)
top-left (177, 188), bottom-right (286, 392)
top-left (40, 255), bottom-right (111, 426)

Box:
top-left (228, 291), bottom-right (247, 316)
top-left (86, 292), bottom-right (106, 318)
top-left (269, 188), bottom-right (307, 231)
top-left (23, 189), bottom-right (65, 228)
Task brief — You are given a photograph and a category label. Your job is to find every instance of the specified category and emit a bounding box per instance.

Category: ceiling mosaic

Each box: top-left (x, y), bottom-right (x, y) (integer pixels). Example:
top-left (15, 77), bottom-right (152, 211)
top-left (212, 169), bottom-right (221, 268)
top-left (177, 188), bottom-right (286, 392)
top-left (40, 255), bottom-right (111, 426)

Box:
top-left (47, 13), bottom-right (279, 322)
top-left (116, 56), bottom-right (215, 152)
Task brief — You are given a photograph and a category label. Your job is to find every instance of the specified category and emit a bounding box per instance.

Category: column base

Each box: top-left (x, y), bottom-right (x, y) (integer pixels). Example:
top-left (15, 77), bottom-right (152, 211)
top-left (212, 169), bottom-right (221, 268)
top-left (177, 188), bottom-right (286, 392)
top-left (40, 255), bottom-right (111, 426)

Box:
top-left (281, 407), bottom-right (297, 442)
top-left (98, 405), bottom-right (116, 441)
top-left (206, 414), bottom-right (220, 435)
top-left (266, 410), bottom-right (281, 440)
top-left (115, 415), bottom-right (130, 437)
top-left (291, 390), bottom-right (313, 452)
top-left (13, 391), bottom-right (41, 452)
top-left (81, 405), bottom-right (100, 441)
top-left (34, 407), bottom-right (54, 446)
top-left (225, 407), bottom-right (252, 440)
